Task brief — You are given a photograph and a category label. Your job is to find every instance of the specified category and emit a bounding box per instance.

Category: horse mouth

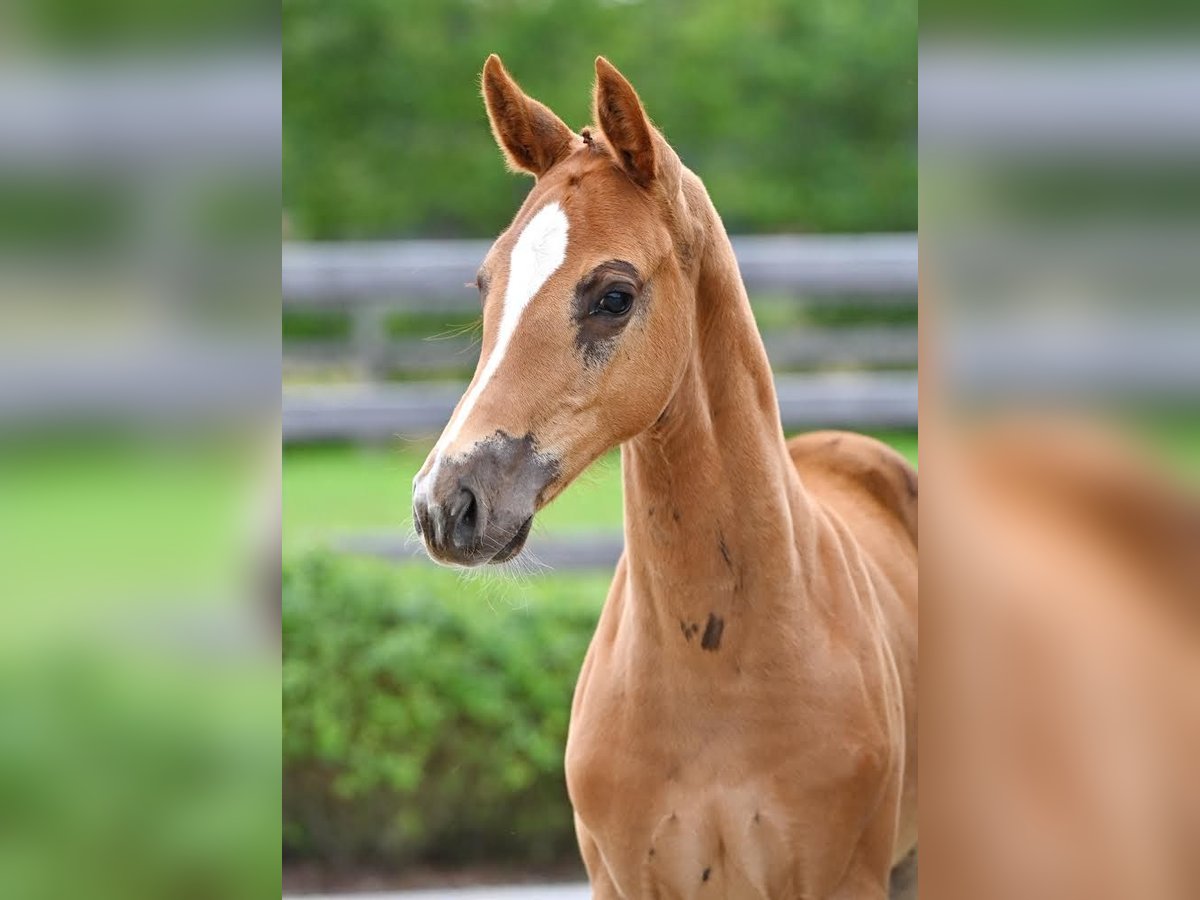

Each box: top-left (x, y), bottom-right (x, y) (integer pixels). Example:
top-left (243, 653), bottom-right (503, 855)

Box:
top-left (489, 516), bottom-right (533, 563)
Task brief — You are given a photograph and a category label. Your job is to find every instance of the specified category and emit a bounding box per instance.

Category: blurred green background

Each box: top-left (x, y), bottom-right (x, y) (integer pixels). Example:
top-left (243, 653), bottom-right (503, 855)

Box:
top-left (283, 435), bottom-right (918, 882)
top-left (1, 0), bottom-right (280, 895)
top-left (282, 0), bottom-right (917, 885)
top-left (283, 0), bottom-right (917, 240)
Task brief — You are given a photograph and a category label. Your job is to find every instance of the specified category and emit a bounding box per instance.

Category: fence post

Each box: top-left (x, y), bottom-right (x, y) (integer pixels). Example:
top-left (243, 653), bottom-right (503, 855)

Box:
top-left (352, 303), bottom-right (390, 382)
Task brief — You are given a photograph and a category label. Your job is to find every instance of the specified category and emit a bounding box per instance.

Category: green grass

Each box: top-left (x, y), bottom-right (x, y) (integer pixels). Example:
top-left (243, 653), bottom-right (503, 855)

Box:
top-left (282, 430), bottom-right (918, 556)
top-left (1, 440), bottom-right (257, 634)
top-left (282, 443), bottom-right (624, 556)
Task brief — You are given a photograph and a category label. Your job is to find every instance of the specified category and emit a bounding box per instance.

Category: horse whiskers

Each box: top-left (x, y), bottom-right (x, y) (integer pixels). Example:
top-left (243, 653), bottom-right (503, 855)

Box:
top-left (456, 557), bottom-right (535, 611)
top-left (459, 529), bottom-right (550, 588)
top-left (424, 317), bottom-right (483, 344)
top-left (402, 526), bottom-right (422, 551)
top-left (496, 548), bottom-right (550, 584)
top-left (393, 432), bottom-right (430, 452)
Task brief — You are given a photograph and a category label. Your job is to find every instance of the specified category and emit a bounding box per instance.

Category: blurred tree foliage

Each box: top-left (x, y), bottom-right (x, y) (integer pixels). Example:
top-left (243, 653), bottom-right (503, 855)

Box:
top-left (12, 0), bottom-right (277, 48)
top-left (283, 0), bottom-right (915, 239)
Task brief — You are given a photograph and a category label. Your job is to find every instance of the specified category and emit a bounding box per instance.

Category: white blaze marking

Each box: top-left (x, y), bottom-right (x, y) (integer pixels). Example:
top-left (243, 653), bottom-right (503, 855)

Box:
top-left (418, 202), bottom-right (569, 505)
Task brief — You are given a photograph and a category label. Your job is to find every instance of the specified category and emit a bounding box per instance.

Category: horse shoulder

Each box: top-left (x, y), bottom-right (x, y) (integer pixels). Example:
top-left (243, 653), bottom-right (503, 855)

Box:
top-left (787, 430), bottom-right (917, 549)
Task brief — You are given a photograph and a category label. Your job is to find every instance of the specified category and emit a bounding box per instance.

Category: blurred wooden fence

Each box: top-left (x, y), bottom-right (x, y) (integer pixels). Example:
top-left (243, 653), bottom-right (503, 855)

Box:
top-left (282, 234), bottom-right (918, 442)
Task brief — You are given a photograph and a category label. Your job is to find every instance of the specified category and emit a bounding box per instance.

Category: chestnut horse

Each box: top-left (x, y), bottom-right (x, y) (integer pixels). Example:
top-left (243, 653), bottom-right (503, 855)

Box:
top-left (412, 56), bottom-right (917, 899)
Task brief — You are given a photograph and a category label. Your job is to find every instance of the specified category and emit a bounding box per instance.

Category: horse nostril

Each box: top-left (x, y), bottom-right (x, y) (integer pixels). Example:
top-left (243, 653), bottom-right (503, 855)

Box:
top-left (412, 494), bottom-right (433, 543)
top-left (449, 486), bottom-right (480, 552)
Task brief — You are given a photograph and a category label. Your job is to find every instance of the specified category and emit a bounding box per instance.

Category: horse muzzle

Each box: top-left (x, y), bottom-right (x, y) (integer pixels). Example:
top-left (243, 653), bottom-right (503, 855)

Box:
top-left (412, 431), bottom-right (558, 567)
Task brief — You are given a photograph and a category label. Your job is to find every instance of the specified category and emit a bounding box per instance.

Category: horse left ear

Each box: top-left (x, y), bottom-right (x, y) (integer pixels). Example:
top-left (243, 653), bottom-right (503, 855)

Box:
top-left (593, 57), bottom-right (657, 188)
top-left (482, 54), bottom-right (575, 177)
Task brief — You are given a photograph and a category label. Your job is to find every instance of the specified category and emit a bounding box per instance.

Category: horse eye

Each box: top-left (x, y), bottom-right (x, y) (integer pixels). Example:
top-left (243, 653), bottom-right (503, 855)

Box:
top-left (595, 289), bottom-right (633, 316)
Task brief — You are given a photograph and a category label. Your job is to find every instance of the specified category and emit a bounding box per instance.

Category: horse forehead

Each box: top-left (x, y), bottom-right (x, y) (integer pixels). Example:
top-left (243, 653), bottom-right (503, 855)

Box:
top-left (485, 200), bottom-right (572, 279)
top-left (485, 164), bottom-right (662, 276)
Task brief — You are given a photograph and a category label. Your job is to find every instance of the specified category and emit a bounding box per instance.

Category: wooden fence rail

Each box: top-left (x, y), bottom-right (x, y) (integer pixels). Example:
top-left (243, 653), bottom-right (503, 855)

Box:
top-left (282, 234), bottom-right (918, 440)
top-left (283, 234), bottom-right (918, 306)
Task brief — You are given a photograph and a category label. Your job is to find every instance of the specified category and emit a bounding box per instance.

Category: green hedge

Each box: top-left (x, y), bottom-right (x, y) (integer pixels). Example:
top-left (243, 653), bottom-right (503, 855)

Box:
top-left (282, 553), bottom-right (608, 868)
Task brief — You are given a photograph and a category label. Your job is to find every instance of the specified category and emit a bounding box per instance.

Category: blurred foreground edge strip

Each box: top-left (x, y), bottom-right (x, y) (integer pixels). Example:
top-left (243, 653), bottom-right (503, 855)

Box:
top-left (923, 417), bottom-right (1200, 900)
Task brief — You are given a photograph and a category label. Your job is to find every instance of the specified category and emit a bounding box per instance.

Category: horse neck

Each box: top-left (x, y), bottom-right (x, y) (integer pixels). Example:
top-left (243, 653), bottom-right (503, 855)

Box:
top-left (618, 189), bottom-right (816, 645)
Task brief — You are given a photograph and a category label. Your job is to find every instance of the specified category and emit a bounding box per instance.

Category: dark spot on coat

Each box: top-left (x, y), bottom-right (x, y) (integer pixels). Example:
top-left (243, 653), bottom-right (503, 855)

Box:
top-left (679, 620), bottom-right (699, 641)
top-left (702, 867), bottom-right (711, 882)
top-left (700, 613), bottom-right (724, 651)
top-left (753, 811), bottom-right (761, 824)
top-left (648, 847), bottom-right (655, 858)
top-left (672, 508), bottom-right (681, 522)
top-left (717, 533), bottom-right (732, 570)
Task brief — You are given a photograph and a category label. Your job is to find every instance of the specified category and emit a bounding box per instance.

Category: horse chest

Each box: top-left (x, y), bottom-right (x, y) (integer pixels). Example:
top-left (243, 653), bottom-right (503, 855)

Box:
top-left (566, 601), bottom-right (900, 898)
top-left (567, 680), bottom-right (888, 899)
top-left (567, 751), bottom-right (801, 898)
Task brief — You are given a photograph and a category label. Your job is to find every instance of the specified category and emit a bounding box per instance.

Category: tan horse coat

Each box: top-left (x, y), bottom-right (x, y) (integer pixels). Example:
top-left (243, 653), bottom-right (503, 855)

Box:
top-left (414, 56), bottom-right (917, 898)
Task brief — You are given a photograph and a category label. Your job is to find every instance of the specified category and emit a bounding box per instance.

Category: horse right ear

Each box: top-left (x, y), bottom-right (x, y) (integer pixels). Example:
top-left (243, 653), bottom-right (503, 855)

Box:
top-left (593, 56), bottom-right (658, 188)
top-left (482, 54), bottom-right (575, 178)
